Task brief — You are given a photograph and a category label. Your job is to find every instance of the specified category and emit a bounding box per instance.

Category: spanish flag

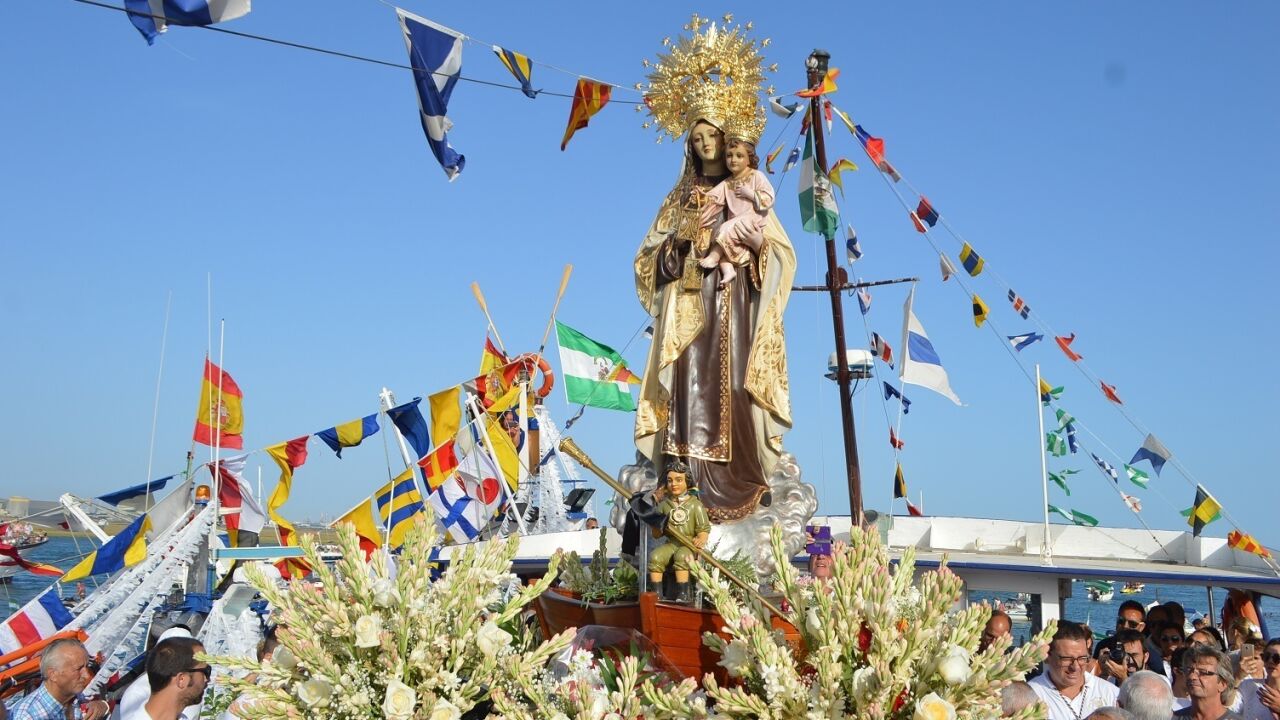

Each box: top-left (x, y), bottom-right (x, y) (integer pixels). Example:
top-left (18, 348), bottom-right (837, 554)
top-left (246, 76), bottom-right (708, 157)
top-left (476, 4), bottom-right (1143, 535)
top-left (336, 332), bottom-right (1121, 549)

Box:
top-left (193, 359), bottom-right (244, 450)
top-left (561, 78), bottom-right (611, 151)
top-left (1186, 486), bottom-right (1221, 537)
top-left (63, 513), bottom-right (151, 582)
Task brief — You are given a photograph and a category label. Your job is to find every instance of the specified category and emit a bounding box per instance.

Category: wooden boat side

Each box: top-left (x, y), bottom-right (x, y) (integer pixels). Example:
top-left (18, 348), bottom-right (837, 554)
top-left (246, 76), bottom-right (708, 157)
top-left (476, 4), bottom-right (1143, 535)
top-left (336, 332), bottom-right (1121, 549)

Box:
top-left (533, 586), bottom-right (642, 640)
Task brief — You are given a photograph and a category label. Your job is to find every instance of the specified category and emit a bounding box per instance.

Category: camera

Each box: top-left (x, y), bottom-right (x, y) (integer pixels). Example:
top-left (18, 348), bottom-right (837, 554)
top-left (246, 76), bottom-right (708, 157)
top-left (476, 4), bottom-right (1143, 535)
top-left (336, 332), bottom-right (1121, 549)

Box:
top-left (1109, 646), bottom-right (1126, 664)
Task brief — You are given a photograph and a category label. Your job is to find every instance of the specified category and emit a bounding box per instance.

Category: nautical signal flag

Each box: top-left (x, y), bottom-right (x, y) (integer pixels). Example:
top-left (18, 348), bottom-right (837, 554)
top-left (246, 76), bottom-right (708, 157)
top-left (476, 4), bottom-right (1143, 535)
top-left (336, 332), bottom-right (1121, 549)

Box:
top-left (940, 255), bottom-right (957, 282)
top-left (212, 454), bottom-right (266, 545)
top-left (883, 382), bottom-right (911, 414)
top-left (910, 211), bottom-right (928, 233)
top-left (824, 100), bottom-right (834, 132)
top-left (62, 513), bottom-right (152, 582)
top-left (1055, 333), bottom-right (1083, 362)
top-left (906, 500), bottom-right (924, 517)
top-left (766, 143), bottom-right (784, 174)
top-left (846, 226), bottom-right (863, 265)
top-left (317, 414), bottom-right (380, 458)
top-left (1186, 486), bottom-right (1221, 537)
top-left (1048, 504), bottom-right (1098, 527)
top-left (857, 285), bottom-right (872, 316)
top-left (1048, 469), bottom-right (1078, 496)
top-left (797, 67), bottom-right (839, 98)
top-left (265, 436), bottom-right (309, 523)
top-left (783, 147), bottom-right (801, 173)
top-left (1055, 408), bottom-right (1075, 429)
top-left (1090, 452), bottom-right (1119, 483)
top-left (0, 544), bottom-right (61, 577)
top-left (1007, 290), bottom-right (1031, 319)
top-left (889, 427), bottom-right (904, 450)
top-left (1100, 381), bottom-right (1123, 405)
top-left (332, 498), bottom-right (382, 559)
top-left (958, 243), bottom-right (984, 277)
top-left (893, 463), bottom-right (907, 499)
top-left (1122, 493), bottom-right (1142, 514)
top-left (376, 468), bottom-right (426, 548)
top-left (1008, 332), bottom-right (1043, 352)
top-left (397, 9), bottom-right (466, 180)
top-left (852, 123), bottom-right (897, 180)
top-left (606, 363), bottom-right (642, 385)
top-left (1065, 423), bottom-right (1079, 454)
top-left (1130, 434), bottom-right (1172, 476)
top-left (870, 332), bottom-right (894, 369)
top-left (97, 476), bottom-right (173, 507)
top-left (561, 78), bottom-right (611, 151)
top-left (193, 358), bottom-right (244, 450)
top-left (419, 439), bottom-right (461, 491)
top-left (1227, 530), bottom-right (1272, 559)
top-left (768, 96), bottom-right (803, 118)
top-left (916, 197), bottom-right (939, 228)
top-left (1123, 464), bottom-right (1150, 489)
top-left (900, 288), bottom-right (961, 405)
top-left (1039, 377), bottom-right (1063, 404)
top-left (828, 158), bottom-right (859, 193)
top-left (972, 294), bottom-right (989, 328)
top-left (387, 398), bottom-right (433, 461)
top-left (428, 387), bottom-right (463, 446)
top-left (1046, 432), bottom-right (1068, 457)
top-left (493, 46), bottom-right (537, 98)
top-left (124, 0), bottom-right (250, 45)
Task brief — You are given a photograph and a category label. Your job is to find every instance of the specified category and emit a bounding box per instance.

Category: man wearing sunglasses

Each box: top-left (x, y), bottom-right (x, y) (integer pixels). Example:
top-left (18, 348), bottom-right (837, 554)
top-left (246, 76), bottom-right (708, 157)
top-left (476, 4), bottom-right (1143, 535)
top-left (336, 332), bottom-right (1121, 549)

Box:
top-left (121, 638), bottom-right (209, 720)
top-left (1095, 601), bottom-right (1167, 679)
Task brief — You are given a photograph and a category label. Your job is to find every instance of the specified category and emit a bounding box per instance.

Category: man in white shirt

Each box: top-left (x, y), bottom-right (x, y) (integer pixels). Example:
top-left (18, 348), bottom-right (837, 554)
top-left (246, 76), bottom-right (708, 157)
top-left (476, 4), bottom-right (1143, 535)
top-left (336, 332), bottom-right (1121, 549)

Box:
top-left (1031, 621), bottom-right (1120, 720)
top-left (111, 628), bottom-right (199, 720)
top-left (121, 638), bottom-right (209, 720)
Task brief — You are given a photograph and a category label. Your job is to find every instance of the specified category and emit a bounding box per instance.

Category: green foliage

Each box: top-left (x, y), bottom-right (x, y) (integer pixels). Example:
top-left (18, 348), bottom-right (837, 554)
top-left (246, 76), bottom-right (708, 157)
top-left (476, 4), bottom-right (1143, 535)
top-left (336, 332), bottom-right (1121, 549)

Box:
top-left (557, 528), bottom-right (639, 604)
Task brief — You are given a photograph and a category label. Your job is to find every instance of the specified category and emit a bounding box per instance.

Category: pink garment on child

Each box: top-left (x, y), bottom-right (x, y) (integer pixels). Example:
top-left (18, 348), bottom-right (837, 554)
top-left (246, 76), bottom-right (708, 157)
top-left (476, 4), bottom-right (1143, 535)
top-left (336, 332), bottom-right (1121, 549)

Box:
top-left (700, 170), bottom-right (774, 265)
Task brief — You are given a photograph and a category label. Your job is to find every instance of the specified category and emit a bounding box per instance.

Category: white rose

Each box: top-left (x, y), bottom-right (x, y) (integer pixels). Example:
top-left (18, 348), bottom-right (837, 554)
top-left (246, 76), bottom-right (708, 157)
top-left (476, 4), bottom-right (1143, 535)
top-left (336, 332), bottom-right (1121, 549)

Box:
top-left (296, 678), bottom-right (333, 708)
top-left (423, 696), bottom-right (459, 720)
top-left (372, 578), bottom-right (399, 608)
top-left (914, 692), bottom-right (957, 720)
top-left (354, 614), bottom-right (383, 648)
top-left (383, 679), bottom-right (419, 719)
top-left (270, 646), bottom-right (297, 671)
top-left (475, 621), bottom-right (511, 657)
top-left (851, 666), bottom-right (876, 700)
top-left (717, 639), bottom-right (750, 677)
top-left (936, 645), bottom-right (971, 685)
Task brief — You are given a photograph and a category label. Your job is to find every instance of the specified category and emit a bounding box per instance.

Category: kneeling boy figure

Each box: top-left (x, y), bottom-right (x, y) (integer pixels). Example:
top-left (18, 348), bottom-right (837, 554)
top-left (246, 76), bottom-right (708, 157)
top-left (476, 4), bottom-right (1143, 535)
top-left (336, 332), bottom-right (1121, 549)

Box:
top-left (647, 459), bottom-right (711, 604)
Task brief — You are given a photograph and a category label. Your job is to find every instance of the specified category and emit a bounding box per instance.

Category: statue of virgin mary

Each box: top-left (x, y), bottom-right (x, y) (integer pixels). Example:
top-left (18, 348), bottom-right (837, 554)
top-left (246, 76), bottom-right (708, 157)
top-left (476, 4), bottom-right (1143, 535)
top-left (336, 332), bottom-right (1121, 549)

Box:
top-left (632, 17), bottom-right (795, 523)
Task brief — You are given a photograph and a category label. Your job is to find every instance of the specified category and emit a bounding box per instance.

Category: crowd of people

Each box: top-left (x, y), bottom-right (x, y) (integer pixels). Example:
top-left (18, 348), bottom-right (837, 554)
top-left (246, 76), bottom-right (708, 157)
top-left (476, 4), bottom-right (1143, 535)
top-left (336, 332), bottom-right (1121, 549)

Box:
top-left (992, 598), bottom-right (1279, 720)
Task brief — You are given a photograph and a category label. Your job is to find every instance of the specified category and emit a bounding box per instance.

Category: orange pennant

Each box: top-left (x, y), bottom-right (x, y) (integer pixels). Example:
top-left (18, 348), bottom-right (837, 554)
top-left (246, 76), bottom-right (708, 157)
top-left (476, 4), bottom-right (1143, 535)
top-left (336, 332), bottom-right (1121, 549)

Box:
top-left (1055, 333), bottom-right (1083, 362)
top-left (1100, 381), bottom-right (1123, 405)
top-left (561, 78), bottom-right (612, 151)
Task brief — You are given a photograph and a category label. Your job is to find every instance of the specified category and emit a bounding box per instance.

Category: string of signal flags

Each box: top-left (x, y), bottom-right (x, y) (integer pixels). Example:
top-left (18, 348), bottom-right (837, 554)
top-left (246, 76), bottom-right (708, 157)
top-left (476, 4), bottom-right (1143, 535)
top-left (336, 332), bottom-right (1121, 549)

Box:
top-left (808, 95), bottom-right (1274, 564)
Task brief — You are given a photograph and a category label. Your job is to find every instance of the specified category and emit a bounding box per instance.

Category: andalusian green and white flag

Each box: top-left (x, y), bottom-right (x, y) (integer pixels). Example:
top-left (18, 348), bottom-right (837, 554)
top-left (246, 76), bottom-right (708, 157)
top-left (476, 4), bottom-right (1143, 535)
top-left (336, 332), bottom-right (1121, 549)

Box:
top-left (799, 128), bottom-right (839, 238)
top-left (1124, 464), bottom-right (1150, 488)
top-left (1048, 469), bottom-right (1078, 496)
top-left (1055, 408), bottom-right (1075, 429)
top-left (1048, 504), bottom-right (1099, 527)
top-left (555, 321), bottom-right (637, 411)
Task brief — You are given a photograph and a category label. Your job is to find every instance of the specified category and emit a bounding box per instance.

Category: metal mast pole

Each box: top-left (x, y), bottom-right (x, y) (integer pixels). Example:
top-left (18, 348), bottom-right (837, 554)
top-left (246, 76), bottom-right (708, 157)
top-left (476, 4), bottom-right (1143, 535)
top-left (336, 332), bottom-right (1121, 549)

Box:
top-left (806, 49), bottom-right (863, 526)
top-left (1036, 364), bottom-right (1053, 563)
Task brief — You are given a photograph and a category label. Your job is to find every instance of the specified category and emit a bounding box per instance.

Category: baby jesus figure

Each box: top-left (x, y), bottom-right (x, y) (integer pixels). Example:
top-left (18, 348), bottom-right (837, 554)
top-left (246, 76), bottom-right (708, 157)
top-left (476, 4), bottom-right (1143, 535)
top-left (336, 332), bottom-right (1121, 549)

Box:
top-left (698, 138), bottom-right (775, 287)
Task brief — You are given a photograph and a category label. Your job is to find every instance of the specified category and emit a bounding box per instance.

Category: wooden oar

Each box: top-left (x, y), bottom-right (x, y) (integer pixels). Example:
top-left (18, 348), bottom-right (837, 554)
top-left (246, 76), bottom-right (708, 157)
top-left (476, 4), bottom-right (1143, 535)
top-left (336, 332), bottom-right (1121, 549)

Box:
top-left (558, 437), bottom-right (787, 620)
top-left (470, 282), bottom-right (506, 354)
top-left (536, 264), bottom-right (573, 357)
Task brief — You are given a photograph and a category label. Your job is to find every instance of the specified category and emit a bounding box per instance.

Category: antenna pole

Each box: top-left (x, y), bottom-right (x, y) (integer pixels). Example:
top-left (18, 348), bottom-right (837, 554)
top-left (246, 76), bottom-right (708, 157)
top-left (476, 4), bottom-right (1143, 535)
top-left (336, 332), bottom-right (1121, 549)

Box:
top-left (1036, 364), bottom-right (1053, 563)
top-left (806, 49), bottom-right (863, 526)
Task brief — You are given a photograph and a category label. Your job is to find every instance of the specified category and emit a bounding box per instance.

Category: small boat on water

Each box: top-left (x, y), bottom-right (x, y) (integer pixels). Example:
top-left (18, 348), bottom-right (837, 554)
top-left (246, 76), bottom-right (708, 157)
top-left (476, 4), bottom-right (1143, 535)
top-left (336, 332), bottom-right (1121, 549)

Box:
top-left (1121, 581), bottom-right (1145, 594)
top-left (1086, 580), bottom-right (1115, 602)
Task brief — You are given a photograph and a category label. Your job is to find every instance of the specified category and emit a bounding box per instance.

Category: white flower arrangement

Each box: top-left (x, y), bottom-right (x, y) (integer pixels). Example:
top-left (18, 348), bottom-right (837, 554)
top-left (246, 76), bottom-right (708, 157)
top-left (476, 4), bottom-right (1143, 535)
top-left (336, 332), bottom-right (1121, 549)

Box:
top-left (203, 511), bottom-right (572, 719)
top-left (660, 524), bottom-right (1057, 720)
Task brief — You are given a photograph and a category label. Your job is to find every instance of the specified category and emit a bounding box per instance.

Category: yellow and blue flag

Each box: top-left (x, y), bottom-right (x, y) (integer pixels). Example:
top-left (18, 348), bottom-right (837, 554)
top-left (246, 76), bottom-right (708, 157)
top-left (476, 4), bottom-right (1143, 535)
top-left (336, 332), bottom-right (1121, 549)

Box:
top-left (959, 242), bottom-right (984, 276)
top-left (493, 46), bottom-right (538, 98)
top-left (376, 468), bottom-right (425, 548)
top-left (317, 414), bottom-right (379, 458)
top-left (1185, 486), bottom-right (1221, 537)
top-left (63, 513), bottom-right (151, 582)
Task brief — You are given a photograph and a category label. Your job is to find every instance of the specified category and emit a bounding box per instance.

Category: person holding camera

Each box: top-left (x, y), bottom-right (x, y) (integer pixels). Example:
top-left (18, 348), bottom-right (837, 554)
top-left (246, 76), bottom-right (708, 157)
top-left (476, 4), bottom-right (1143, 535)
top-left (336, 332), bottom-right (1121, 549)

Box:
top-left (1096, 602), bottom-right (1168, 678)
top-left (1103, 630), bottom-right (1170, 688)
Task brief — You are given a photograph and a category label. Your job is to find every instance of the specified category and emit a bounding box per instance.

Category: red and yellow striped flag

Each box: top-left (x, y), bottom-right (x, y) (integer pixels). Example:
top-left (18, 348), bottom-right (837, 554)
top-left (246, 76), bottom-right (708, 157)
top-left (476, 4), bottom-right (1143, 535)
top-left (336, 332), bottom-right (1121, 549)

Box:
top-left (1228, 530), bottom-right (1272, 559)
top-left (193, 359), bottom-right (243, 449)
top-left (561, 78), bottom-right (611, 150)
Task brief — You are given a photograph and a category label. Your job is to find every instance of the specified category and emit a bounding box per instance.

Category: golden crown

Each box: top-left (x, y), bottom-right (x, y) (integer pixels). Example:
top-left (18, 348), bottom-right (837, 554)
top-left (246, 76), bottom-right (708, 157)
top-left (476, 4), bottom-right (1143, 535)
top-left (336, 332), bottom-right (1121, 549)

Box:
top-left (637, 14), bottom-right (776, 145)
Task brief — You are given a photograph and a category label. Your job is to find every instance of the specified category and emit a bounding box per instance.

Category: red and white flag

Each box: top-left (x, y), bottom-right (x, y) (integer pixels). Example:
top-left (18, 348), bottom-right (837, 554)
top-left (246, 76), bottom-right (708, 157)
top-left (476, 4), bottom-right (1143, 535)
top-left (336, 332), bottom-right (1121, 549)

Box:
top-left (0, 588), bottom-right (74, 656)
top-left (210, 455), bottom-right (266, 541)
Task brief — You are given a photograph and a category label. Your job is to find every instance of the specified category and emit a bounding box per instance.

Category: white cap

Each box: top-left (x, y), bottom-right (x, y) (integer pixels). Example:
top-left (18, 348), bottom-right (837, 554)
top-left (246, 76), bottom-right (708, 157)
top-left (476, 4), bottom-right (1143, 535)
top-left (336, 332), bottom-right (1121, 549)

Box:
top-left (157, 626), bottom-right (192, 642)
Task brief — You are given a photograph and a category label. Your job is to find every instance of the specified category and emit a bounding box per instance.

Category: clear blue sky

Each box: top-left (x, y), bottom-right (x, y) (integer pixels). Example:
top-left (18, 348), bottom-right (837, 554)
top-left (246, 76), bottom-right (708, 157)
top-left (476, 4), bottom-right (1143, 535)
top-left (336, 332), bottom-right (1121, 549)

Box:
top-left (2, 2), bottom-right (1276, 547)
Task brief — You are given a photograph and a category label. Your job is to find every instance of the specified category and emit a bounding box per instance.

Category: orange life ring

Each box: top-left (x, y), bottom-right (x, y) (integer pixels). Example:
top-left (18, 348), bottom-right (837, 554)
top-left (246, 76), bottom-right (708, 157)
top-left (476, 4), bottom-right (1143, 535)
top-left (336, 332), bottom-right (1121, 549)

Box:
top-left (513, 353), bottom-right (555, 398)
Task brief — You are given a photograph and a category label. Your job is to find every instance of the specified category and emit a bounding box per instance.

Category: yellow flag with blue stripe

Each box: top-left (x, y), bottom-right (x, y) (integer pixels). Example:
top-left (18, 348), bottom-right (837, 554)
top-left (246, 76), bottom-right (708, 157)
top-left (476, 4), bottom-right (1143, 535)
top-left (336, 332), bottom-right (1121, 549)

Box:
top-left (62, 513), bottom-right (151, 582)
top-left (376, 468), bottom-right (425, 548)
top-left (493, 46), bottom-right (538, 99)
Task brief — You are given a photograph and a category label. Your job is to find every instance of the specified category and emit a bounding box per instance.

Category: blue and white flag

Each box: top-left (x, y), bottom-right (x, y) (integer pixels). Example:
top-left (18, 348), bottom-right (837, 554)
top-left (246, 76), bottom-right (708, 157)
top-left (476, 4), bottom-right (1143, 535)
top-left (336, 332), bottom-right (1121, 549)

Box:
top-left (427, 477), bottom-right (480, 543)
top-left (899, 288), bottom-right (961, 405)
top-left (1091, 452), bottom-right (1119, 483)
top-left (1065, 422), bottom-right (1079, 454)
top-left (857, 284), bottom-right (872, 315)
top-left (124, 0), bottom-right (250, 45)
top-left (97, 476), bottom-right (173, 506)
top-left (845, 225), bottom-right (862, 264)
top-left (397, 9), bottom-right (466, 181)
top-left (1007, 332), bottom-right (1043, 352)
top-left (1129, 433), bottom-right (1172, 476)
top-left (883, 382), bottom-right (911, 414)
